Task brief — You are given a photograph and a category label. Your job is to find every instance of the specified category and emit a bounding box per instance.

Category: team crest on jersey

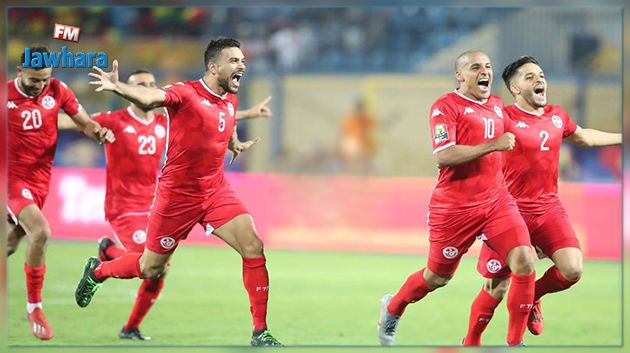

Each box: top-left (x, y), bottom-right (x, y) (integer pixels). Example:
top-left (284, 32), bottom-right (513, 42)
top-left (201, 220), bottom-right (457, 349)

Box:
top-left (227, 102), bottom-right (235, 117)
top-left (21, 188), bottom-right (34, 200)
top-left (433, 123), bottom-right (449, 144)
top-left (486, 259), bottom-right (502, 273)
top-left (552, 115), bottom-right (563, 129)
top-left (42, 95), bottom-right (56, 110)
top-left (132, 230), bottom-right (147, 244)
top-left (442, 246), bottom-right (459, 259)
top-left (154, 124), bottom-right (166, 139)
top-left (494, 106), bottom-right (503, 118)
top-left (160, 237), bottom-right (176, 250)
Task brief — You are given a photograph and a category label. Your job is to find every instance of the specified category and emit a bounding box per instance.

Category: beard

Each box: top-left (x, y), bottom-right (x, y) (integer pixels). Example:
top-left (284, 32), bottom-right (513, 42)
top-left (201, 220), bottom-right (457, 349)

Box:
top-left (20, 78), bottom-right (42, 96)
top-left (218, 76), bottom-right (238, 94)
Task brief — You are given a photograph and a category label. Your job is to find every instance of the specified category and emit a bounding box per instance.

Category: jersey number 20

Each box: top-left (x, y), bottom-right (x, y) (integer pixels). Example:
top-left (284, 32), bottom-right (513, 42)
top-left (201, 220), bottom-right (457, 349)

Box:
top-left (21, 109), bottom-right (43, 130)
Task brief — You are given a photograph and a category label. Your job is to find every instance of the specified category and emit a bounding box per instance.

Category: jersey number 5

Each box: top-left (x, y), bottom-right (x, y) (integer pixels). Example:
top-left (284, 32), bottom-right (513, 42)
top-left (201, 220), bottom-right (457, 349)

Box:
top-left (21, 109), bottom-right (43, 130)
top-left (218, 111), bottom-right (226, 132)
top-left (138, 135), bottom-right (157, 155)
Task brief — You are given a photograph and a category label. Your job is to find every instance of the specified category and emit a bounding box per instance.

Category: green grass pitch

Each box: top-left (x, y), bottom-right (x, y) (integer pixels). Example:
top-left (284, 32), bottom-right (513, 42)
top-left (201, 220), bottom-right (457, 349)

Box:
top-left (7, 240), bottom-right (622, 346)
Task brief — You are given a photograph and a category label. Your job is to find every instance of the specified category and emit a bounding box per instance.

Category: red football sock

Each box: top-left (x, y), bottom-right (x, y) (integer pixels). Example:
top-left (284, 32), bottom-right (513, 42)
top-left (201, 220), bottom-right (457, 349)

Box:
top-left (93, 252), bottom-right (142, 281)
top-left (24, 264), bottom-right (46, 303)
top-left (506, 272), bottom-right (535, 345)
top-left (463, 288), bottom-right (501, 346)
top-left (534, 266), bottom-right (578, 301)
top-left (242, 256), bottom-right (269, 332)
top-left (124, 278), bottom-right (164, 330)
top-left (387, 268), bottom-right (435, 316)
top-left (106, 244), bottom-right (126, 260)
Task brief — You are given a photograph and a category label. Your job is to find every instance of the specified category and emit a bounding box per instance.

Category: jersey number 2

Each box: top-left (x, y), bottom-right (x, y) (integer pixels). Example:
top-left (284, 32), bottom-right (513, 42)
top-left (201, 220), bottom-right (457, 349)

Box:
top-left (138, 135), bottom-right (157, 155)
top-left (21, 109), bottom-right (42, 130)
top-left (539, 131), bottom-right (550, 151)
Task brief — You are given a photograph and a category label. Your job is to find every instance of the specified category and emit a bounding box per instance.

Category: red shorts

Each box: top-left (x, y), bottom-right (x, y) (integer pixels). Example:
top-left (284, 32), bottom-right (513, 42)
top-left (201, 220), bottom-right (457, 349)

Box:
top-left (6, 178), bottom-right (48, 225)
top-left (145, 183), bottom-right (249, 254)
top-left (427, 192), bottom-right (530, 277)
top-left (477, 202), bottom-right (581, 278)
top-left (109, 213), bottom-right (150, 253)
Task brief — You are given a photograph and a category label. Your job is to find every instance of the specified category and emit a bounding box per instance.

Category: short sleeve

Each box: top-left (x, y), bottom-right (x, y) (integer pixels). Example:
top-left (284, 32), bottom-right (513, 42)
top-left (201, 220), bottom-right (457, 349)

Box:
top-left (430, 100), bottom-right (458, 154)
top-left (59, 81), bottom-right (81, 116)
top-left (91, 111), bottom-right (113, 129)
top-left (161, 82), bottom-right (192, 109)
top-left (558, 107), bottom-right (578, 138)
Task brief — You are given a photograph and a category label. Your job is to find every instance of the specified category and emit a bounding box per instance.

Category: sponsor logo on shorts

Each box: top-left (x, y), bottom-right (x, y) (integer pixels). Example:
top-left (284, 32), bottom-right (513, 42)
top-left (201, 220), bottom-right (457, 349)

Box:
top-left (132, 230), bottom-right (147, 244)
top-left (42, 95), bottom-right (56, 110)
top-left (552, 115), bottom-right (563, 129)
top-left (486, 259), bottom-right (502, 273)
top-left (160, 236), bottom-right (175, 250)
top-left (442, 246), bottom-right (459, 259)
top-left (433, 123), bottom-right (449, 144)
top-left (21, 188), bottom-right (34, 200)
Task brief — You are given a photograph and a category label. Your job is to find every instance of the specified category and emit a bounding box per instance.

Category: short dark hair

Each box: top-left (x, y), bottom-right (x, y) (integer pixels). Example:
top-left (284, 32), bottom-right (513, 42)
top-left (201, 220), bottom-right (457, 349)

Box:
top-left (203, 38), bottom-right (241, 69)
top-left (126, 68), bottom-right (153, 82)
top-left (21, 46), bottom-right (50, 70)
top-left (502, 56), bottom-right (541, 93)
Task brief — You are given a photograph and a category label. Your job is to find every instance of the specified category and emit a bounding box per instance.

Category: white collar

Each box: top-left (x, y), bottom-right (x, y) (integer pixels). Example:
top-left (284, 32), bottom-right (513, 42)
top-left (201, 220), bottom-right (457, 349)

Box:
top-left (453, 89), bottom-right (488, 105)
top-left (198, 78), bottom-right (227, 100)
top-left (14, 78), bottom-right (34, 98)
top-left (126, 106), bottom-right (154, 125)
top-left (514, 103), bottom-right (544, 117)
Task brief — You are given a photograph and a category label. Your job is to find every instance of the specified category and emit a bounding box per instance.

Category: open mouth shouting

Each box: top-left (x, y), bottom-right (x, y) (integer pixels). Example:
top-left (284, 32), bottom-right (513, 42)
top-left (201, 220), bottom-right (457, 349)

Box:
top-left (231, 71), bottom-right (244, 89)
top-left (477, 77), bottom-right (490, 92)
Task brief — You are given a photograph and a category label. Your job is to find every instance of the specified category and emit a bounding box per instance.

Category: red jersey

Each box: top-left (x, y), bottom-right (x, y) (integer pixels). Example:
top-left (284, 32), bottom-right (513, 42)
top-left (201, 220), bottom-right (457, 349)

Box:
top-left (92, 107), bottom-right (167, 220)
top-left (159, 79), bottom-right (239, 199)
top-left (429, 90), bottom-right (509, 209)
top-left (8, 77), bottom-right (81, 194)
top-left (503, 104), bottom-right (577, 213)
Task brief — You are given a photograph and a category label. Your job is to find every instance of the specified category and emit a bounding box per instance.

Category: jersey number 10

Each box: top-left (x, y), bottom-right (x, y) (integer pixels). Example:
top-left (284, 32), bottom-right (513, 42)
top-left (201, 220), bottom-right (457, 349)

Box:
top-left (482, 117), bottom-right (495, 139)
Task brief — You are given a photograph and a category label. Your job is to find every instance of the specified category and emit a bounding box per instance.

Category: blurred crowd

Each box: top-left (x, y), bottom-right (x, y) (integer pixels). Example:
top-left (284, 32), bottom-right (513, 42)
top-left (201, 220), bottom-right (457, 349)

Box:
top-left (8, 7), bottom-right (621, 182)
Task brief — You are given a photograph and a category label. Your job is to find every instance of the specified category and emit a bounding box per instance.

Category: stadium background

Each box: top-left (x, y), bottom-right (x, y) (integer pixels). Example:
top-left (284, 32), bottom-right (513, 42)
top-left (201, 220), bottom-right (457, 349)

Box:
top-left (4, 5), bottom-right (624, 349)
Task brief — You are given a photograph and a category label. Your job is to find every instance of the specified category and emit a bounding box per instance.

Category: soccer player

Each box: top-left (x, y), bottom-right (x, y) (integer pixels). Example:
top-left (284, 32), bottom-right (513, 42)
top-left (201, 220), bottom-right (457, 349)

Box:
top-left (377, 50), bottom-right (537, 346)
top-left (73, 38), bottom-right (282, 346)
top-left (6, 46), bottom-right (114, 340)
top-left (463, 56), bottom-right (622, 345)
top-left (58, 68), bottom-right (271, 341)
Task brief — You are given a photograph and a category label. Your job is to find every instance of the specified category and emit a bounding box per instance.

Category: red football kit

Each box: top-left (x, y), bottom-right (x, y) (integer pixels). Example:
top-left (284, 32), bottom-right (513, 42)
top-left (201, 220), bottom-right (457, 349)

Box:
top-left (428, 90), bottom-right (530, 276)
top-left (92, 107), bottom-right (167, 252)
top-left (477, 104), bottom-right (580, 278)
top-left (7, 77), bottom-right (81, 222)
top-left (146, 79), bottom-right (248, 254)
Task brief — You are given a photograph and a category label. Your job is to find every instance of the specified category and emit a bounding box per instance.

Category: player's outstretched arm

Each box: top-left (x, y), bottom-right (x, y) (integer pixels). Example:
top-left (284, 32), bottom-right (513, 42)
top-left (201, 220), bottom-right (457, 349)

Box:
top-left (228, 129), bottom-right (261, 165)
top-left (236, 96), bottom-right (272, 121)
top-left (566, 126), bottom-right (622, 147)
top-left (89, 59), bottom-right (166, 109)
top-left (68, 109), bottom-right (115, 144)
top-left (435, 132), bottom-right (515, 168)
top-left (57, 113), bottom-right (81, 131)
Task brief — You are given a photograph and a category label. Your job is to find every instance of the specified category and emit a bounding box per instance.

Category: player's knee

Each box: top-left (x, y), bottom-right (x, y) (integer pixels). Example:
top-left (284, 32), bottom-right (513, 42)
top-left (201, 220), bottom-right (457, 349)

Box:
top-left (139, 262), bottom-right (166, 279)
top-left (424, 271), bottom-right (452, 289)
top-left (240, 233), bottom-right (264, 258)
top-left (559, 264), bottom-right (583, 282)
top-left (507, 247), bottom-right (535, 275)
top-left (28, 227), bottom-right (51, 249)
